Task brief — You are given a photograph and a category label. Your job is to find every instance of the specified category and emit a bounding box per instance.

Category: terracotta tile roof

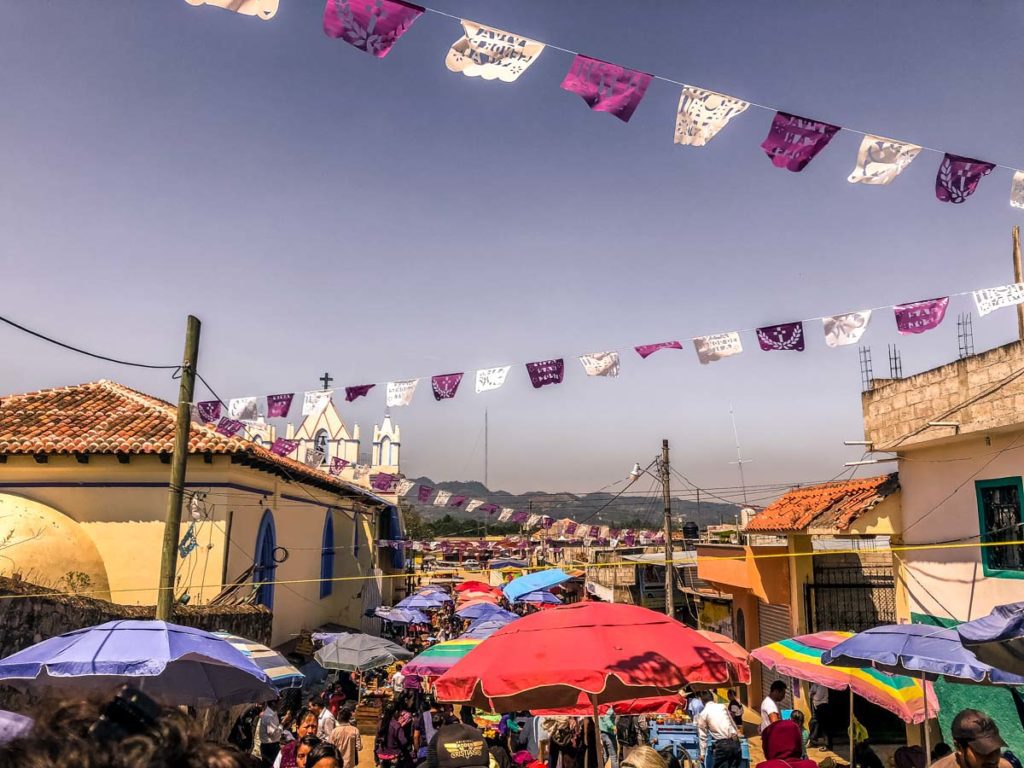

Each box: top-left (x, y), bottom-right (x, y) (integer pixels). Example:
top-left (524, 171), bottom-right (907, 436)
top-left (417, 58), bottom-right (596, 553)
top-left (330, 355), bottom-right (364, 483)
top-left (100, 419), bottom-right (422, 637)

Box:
top-left (744, 473), bottom-right (899, 533)
top-left (0, 380), bottom-right (386, 505)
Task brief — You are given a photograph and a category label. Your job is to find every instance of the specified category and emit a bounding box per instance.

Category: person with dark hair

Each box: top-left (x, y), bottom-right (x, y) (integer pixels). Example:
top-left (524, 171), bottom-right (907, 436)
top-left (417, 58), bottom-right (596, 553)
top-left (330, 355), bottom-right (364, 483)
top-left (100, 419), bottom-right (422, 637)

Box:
top-left (787, 711), bottom-right (809, 759)
top-left (307, 743), bottom-right (341, 768)
top-left (696, 692), bottom-right (740, 768)
top-left (760, 682), bottom-right (787, 734)
top-left (295, 737), bottom-right (325, 768)
top-left (277, 710), bottom-right (320, 768)
top-left (331, 707), bottom-right (361, 768)
top-left (932, 744), bottom-right (953, 762)
top-left (809, 683), bottom-right (832, 752)
top-left (932, 710), bottom-right (1006, 768)
top-left (260, 699), bottom-right (284, 766)
top-left (0, 690), bottom-right (257, 768)
top-left (726, 690), bottom-right (744, 729)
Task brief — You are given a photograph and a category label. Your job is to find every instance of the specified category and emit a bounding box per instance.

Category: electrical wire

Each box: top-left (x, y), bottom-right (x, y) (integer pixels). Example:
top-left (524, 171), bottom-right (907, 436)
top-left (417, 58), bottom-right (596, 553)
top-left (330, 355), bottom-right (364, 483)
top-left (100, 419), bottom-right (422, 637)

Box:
top-left (0, 314), bottom-right (180, 370)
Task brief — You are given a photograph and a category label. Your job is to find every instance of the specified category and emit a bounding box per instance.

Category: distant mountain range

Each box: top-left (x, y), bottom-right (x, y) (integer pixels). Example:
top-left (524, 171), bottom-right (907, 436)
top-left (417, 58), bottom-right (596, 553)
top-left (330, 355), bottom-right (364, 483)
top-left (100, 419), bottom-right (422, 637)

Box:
top-left (402, 477), bottom-right (741, 529)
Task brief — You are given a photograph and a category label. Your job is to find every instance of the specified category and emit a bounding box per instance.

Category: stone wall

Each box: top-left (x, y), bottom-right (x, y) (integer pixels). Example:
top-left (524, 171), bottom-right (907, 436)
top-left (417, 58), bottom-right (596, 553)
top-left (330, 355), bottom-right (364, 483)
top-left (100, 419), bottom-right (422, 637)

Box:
top-left (862, 340), bottom-right (1024, 449)
top-left (0, 576), bottom-right (272, 662)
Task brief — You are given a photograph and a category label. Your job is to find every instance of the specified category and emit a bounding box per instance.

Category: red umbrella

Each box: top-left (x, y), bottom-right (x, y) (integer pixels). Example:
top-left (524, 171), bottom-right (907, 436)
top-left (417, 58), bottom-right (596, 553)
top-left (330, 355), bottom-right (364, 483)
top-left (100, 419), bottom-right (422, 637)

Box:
top-left (455, 580), bottom-right (500, 594)
top-left (434, 602), bottom-right (743, 710)
top-left (696, 630), bottom-right (750, 673)
top-left (533, 694), bottom-right (686, 717)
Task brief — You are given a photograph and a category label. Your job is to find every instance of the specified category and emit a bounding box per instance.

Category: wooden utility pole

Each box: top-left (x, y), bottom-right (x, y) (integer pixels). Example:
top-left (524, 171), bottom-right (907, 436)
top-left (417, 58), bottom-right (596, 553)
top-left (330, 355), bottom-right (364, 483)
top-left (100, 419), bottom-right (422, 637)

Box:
top-left (156, 315), bottom-right (202, 621)
top-left (1013, 226), bottom-right (1024, 341)
top-left (660, 439), bottom-right (675, 618)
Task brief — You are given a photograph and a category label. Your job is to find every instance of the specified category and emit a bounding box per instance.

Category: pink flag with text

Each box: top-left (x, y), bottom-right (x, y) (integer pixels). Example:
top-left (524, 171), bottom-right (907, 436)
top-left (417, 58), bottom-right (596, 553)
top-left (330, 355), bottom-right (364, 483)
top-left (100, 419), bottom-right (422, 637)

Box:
top-left (560, 54), bottom-right (653, 123)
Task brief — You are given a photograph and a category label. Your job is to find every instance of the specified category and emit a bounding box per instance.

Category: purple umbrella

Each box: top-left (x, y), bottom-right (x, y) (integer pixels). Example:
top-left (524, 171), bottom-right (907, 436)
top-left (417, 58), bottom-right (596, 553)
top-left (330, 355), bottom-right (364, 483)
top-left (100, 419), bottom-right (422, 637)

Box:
top-left (397, 593), bottom-right (448, 610)
top-left (515, 590), bottom-right (562, 605)
top-left (957, 602), bottom-right (1024, 676)
top-left (461, 616), bottom-right (518, 640)
top-left (0, 620), bottom-right (276, 707)
top-left (456, 603), bottom-right (517, 621)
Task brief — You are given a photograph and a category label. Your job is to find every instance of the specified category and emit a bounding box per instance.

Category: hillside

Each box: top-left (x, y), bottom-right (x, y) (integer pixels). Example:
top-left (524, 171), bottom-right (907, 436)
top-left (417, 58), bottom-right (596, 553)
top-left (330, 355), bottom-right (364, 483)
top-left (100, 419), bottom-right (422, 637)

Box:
top-left (403, 476), bottom-right (741, 530)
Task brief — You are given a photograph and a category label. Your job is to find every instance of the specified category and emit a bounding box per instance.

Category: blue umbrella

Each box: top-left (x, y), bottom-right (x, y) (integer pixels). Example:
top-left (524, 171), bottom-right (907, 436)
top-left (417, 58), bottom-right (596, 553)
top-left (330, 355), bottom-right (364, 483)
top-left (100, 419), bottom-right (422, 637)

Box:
top-left (823, 623), bottom-right (1024, 760)
top-left (375, 607), bottom-right (430, 625)
top-left (822, 624), bottom-right (1024, 685)
top-left (957, 601), bottom-right (1024, 675)
top-left (461, 617), bottom-right (518, 640)
top-left (456, 603), bottom-right (517, 621)
top-left (502, 568), bottom-right (572, 603)
top-left (213, 631), bottom-right (304, 690)
top-left (515, 590), bottom-right (562, 605)
top-left (0, 620), bottom-right (276, 707)
top-left (397, 593), bottom-right (448, 609)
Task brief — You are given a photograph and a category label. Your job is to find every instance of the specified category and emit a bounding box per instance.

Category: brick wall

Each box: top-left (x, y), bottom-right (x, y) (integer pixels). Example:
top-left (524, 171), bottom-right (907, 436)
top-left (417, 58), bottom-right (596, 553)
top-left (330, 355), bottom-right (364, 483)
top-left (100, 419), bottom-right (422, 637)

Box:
top-left (862, 340), bottom-right (1024, 449)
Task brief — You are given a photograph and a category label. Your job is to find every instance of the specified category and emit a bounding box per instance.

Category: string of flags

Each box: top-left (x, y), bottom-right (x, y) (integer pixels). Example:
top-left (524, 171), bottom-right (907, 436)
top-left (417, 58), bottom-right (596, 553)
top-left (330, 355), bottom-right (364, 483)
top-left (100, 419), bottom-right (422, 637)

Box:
top-left (376, 522), bottom-right (669, 551)
top-left (185, 0), bottom-right (1024, 209)
top-left (192, 281), bottom-right (1024, 418)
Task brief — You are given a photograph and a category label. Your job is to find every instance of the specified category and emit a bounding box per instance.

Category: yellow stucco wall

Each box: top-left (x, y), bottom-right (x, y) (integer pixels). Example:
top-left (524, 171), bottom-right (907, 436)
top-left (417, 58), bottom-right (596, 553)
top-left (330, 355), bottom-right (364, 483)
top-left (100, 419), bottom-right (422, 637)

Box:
top-left (0, 453), bottom-right (385, 647)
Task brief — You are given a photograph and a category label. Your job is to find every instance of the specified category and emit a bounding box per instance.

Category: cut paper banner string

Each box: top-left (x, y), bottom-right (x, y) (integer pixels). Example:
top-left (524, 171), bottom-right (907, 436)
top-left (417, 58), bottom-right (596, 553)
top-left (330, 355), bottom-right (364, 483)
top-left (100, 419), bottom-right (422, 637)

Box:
top-left (304, 449), bottom-right (324, 468)
top-left (497, 509), bottom-right (514, 523)
top-left (674, 86), bottom-right (750, 147)
top-left (526, 359), bottom-right (565, 388)
top-left (270, 438), bottom-right (298, 457)
top-left (386, 379), bottom-right (419, 407)
top-left (345, 385), bottom-right (374, 402)
top-left (823, 311), bottom-right (872, 347)
top-left (635, 341), bottom-right (682, 359)
top-left (266, 393), bottom-right (294, 418)
top-left (526, 514), bottom-right (540, 527)
top-left (216, 418), bottom-right (244, 437)
top-left (693, 332), bottom-right (743, 365)
top-left (397, 479), bottom-right (415, 496)
top-left (329, 457), bottom-right (349, 476)
top-left (511, 511), bottom-right (529, 523)
top-left (184, 0), bottom-right (278, 21)
top-left (445, 20), bottom-right (544, 82)
top-left (480, 503), bottom-right (499, 515)
top-left (757, 322), bottom-right (805, 352)
top-left (560, 54), bottom-right (652, 123)
top-left (431, 372), bottom-right (463, 401)
top-left (761, 112), bottom-right (841, 172)
top-left (974, 283), bottom-right (1024, 317)
top-left (322, 0), bottom-right (424, 58)
top-left (476, 366), bottom-right (511, 393)
top-left (434, 490), bottom-right (452, 506)
top-left (1011, 172), bottom-right (1024, 210)
top-left (894, 297), bottom-right (950, 334)
top-left (302, 390), bottom-right (332, 416)
top-left (579, 351), bottom-right (620, 377)
top-left (372, 472), bottom-right (399, 493)
top-left (417, 485), bottom-right (433, 502)
top-left (448, 495), bottom-right (467, 508)
top-left (936, 154), bottom-right (996, 204)
top-left (563, 522), bottom-right (578, 535)
top-left (197, 401), bottom-right (221, 422)
top-left (847, 136), bottom-right (922, 185)
top-left (228, 397), bottom-right (259, 422)
top-left (466, 500), bottom-right (483, 513)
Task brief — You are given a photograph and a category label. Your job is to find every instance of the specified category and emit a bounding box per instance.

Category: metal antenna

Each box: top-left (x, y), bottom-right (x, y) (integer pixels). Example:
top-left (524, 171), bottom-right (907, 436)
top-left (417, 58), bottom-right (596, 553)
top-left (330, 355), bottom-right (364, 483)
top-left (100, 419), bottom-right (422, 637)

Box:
top-left (728, 404), bottom-right (752, 505)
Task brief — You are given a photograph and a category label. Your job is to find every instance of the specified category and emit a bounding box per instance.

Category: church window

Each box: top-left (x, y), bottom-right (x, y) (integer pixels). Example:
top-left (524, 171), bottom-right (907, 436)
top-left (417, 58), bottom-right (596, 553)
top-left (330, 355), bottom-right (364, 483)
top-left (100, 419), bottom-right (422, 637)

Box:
top-left (379, 436), bottom-right (392, 465)
top-left (320, 511), bottom-right (335, 598)
top-left (314, 430), bottom-right (330, 462)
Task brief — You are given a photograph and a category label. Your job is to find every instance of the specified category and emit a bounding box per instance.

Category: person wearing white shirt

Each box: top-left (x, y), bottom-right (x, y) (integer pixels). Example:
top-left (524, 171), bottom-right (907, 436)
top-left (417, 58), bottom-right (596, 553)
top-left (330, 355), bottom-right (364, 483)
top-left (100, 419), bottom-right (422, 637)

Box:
top-left (696, 693), bottom-right (740, 768)
top-left (760, 680), bottom-right (787, 734)
top-left (311, 698), bottom-right (337, 742)
top-left (258, 701), bottom-right (283, 766)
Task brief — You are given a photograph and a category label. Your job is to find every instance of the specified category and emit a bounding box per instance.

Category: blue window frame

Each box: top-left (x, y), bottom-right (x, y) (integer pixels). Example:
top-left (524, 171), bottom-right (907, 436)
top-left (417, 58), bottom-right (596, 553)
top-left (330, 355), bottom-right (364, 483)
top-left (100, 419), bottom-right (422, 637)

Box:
top-left (254, 509), bottom-right (277, 609)
top-left (320, 511), bottom-right (335, 598)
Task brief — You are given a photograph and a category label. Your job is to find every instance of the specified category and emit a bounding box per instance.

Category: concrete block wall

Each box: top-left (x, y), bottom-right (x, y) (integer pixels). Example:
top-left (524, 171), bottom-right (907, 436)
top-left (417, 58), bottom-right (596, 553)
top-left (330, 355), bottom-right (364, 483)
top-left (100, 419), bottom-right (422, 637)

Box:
top-left (862, 340), bottom-right (1024, 449)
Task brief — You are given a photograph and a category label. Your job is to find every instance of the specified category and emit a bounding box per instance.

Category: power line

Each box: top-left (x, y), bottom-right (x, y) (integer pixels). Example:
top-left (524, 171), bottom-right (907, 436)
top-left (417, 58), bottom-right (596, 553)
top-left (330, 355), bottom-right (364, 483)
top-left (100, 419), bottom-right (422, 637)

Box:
top-left (0, 314), bottom-right (180, 370)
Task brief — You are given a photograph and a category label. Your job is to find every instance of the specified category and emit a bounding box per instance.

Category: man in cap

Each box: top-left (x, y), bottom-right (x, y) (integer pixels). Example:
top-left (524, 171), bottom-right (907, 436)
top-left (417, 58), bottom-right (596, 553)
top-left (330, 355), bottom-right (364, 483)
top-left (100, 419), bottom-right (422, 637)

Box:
top-left (932, 710), bottom-right (1006, 768)
top-left (427, 722), bottom-right (493, 768)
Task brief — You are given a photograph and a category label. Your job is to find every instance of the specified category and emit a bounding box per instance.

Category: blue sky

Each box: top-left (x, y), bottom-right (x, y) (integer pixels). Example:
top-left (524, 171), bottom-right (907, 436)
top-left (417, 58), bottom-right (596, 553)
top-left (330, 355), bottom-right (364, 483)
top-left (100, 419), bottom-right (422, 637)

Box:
top-left (2, 1), bottom-right (1023, 496)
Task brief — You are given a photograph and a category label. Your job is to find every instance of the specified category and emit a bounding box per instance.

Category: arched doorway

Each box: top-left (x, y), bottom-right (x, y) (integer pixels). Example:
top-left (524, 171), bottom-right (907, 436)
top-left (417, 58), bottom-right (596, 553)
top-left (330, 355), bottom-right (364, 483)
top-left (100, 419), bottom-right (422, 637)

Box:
top-left (254, 509), bottom-right (276, 610)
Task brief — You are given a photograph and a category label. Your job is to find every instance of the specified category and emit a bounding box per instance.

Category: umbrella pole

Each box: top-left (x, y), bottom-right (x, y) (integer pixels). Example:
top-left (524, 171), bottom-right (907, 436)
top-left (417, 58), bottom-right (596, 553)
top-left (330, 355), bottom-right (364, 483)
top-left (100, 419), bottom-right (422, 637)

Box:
top-left (922, 674), bottom-right (931, 767)
top-left (591, 694), bottom-right (607, 768)
top-left (849, 687), bottom-right (855, 767)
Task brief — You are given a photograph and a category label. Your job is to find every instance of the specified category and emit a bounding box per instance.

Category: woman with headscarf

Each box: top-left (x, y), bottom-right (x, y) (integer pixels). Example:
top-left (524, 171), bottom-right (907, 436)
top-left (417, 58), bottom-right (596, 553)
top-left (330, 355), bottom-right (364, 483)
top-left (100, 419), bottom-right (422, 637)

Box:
top-left (756, 720), bottom-right (817, 768)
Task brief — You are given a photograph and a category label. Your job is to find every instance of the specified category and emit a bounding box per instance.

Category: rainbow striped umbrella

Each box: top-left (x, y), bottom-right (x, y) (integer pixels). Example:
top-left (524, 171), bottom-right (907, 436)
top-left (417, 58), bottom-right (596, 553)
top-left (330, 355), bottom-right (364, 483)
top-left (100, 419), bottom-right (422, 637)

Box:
top-left (404, 639), bottom-right (482, 679)
top-left (751, 631), bottom-right (937, 724)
